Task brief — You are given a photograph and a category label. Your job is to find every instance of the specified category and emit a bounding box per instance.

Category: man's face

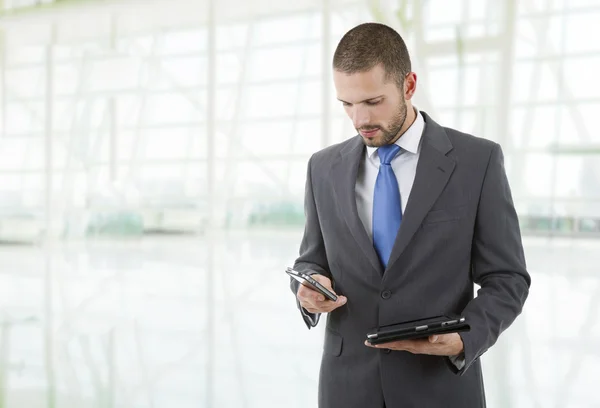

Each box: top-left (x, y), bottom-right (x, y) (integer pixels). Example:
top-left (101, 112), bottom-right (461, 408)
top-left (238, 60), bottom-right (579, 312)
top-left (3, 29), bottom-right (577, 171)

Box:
top-left (333, 64), bottom-right (409, 148)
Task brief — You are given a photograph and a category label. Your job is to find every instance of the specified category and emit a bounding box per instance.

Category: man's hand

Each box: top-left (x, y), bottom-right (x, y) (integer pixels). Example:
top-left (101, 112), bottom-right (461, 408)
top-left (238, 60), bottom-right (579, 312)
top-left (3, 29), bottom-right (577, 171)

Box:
top-left (297, 274), bottom-right (347, 314)
top-left (364, 333), bottom-right (464, 356)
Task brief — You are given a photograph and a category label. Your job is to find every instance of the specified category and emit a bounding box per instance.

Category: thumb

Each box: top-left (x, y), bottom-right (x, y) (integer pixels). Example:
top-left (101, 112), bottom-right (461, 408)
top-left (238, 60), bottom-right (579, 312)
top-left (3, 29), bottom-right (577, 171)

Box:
top-left (429, 335), bottom-right (439, 343)
top-left (337, 296), bottom-right (347, 305)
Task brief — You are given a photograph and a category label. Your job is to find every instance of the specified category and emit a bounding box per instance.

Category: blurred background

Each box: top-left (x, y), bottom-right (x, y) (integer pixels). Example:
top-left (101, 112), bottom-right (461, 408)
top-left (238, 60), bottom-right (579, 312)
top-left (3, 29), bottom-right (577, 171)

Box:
top-left (0, 0), bottom-right (599, 407)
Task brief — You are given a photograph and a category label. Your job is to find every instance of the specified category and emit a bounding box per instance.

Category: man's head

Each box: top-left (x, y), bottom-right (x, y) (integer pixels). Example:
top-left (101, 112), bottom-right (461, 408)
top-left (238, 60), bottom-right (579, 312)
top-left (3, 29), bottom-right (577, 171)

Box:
top-left (332, 23), bottom-right (417, 147)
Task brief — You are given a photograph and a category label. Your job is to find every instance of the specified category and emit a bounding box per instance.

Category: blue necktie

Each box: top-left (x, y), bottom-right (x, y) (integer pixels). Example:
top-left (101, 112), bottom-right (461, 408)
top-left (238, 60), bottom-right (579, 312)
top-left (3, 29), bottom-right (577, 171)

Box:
top-left (373, 144), bottom-right (402, 268)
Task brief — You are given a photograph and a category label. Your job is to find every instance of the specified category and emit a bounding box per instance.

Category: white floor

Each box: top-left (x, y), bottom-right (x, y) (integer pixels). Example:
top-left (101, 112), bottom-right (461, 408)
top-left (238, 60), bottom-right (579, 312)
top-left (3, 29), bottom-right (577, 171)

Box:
top-left (0, 230), bottom-right (599, 408)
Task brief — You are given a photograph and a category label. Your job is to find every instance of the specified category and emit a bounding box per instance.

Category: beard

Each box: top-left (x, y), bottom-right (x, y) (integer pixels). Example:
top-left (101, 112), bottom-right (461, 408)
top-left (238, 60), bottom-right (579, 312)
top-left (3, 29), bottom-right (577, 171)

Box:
top-left (357, 101), bottom-right (408, 148)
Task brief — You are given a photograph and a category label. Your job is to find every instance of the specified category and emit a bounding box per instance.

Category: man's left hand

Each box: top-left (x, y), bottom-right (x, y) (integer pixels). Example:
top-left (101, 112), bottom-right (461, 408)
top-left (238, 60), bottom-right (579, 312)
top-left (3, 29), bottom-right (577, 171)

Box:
top-left (364, 333), bottom-right (464, 356)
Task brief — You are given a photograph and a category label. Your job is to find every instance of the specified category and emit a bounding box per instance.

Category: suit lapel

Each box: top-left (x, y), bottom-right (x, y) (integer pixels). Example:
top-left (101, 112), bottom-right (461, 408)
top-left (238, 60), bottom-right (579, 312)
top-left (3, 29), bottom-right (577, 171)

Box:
top-left (385, 112), bottom-right (456, 272)
top-left (331, 136), bottom-right (384, 277)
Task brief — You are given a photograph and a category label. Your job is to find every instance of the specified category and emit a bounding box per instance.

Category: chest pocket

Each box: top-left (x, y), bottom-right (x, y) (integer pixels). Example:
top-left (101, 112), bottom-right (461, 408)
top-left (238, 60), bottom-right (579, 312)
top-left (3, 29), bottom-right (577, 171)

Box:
top-left (422, 204), bottom-right (468, 225)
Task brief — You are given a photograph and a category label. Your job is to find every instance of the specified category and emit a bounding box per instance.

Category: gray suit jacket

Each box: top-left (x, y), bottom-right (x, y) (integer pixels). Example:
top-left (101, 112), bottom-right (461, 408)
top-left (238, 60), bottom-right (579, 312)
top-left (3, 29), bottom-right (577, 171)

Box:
top-left (290, 112), bottom-right (530, 408)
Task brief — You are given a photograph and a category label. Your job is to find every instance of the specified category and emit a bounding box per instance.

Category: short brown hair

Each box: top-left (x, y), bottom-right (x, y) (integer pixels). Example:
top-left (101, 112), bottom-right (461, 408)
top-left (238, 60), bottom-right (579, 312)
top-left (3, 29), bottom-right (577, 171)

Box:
top-left (332, 22), bottom-right (412, 88)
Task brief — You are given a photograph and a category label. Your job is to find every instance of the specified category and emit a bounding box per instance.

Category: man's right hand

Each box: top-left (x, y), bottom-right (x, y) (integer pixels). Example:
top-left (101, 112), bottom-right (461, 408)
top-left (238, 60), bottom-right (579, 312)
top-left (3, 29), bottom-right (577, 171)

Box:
top-left (297, 274), bottom-right (347, 314)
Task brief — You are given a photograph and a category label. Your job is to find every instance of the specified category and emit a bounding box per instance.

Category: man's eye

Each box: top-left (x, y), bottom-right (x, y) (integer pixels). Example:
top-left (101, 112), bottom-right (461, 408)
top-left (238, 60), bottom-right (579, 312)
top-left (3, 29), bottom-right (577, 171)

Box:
top-left (342, 102), bottom-right (351, 107)
top-left (366, 100), bottom-right (381, 106)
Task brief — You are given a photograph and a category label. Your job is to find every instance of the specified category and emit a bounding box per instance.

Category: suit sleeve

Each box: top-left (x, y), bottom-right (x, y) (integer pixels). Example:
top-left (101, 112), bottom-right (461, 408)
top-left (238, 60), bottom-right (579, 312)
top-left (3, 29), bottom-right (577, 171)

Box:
top-left (454, 143), bottom-right (531, 375)
top-left (290, 155), bottom-right (331, 329)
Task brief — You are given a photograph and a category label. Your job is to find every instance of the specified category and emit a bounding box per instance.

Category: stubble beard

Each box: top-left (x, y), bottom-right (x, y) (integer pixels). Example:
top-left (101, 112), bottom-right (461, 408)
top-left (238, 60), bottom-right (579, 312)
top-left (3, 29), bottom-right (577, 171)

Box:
top-left (359, 101), bottom-right (408, 148)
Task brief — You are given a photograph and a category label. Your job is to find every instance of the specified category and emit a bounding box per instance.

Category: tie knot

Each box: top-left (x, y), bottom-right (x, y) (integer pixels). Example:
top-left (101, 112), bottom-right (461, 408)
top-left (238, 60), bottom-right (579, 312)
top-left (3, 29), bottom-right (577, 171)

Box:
top-left (378, 144), bottom-right (401, 165)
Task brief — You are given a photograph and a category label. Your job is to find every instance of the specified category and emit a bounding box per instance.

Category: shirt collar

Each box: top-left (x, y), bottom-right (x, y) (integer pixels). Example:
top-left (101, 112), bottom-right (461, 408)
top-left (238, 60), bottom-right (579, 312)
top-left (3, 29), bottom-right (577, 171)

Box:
top-left (366, 108), bottom-right (424, 159)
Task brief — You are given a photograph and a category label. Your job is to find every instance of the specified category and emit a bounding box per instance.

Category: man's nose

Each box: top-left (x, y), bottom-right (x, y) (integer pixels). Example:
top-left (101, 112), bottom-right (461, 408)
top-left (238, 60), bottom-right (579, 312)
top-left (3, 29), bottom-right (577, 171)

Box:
top-left (351, 106), bottom-right (370, 129)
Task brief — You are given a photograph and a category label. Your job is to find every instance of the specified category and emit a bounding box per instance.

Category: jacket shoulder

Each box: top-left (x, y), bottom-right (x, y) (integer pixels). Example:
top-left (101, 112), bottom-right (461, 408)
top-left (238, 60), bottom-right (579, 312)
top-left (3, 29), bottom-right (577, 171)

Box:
top-left (310, 136), bottom-right (360, 168)
top-left (443, 127), bottom-right (499, 154)
top-left (444, 127), bottom-right (499, 150)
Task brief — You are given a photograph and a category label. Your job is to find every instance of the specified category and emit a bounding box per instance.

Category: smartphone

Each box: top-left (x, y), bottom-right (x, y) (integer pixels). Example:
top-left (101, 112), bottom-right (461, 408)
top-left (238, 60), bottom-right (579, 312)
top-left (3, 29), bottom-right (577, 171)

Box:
top-left (286, 267), bottom-right (338, 302)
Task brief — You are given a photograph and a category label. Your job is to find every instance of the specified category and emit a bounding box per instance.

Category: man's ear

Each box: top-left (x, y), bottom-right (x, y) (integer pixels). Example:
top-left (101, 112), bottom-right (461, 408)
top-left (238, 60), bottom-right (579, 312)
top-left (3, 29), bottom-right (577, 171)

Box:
top-left (404, 72), bottom-right (417, 100)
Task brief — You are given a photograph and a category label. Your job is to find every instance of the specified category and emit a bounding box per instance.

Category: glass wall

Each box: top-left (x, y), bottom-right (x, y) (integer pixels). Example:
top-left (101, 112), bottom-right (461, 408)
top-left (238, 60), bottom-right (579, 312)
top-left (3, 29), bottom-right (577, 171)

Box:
top-left (0, 0), bottom-right (598, 407)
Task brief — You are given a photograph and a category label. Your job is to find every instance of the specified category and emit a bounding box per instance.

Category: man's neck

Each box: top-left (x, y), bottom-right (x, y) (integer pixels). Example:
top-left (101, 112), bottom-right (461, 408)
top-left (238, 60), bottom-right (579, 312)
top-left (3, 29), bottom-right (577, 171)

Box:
top-left (390, 105), bottom-right (417, 144)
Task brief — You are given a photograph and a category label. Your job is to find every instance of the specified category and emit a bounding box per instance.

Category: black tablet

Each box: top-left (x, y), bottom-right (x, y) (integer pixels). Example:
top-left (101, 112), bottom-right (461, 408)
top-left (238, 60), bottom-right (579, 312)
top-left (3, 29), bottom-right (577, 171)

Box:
top-left (366, 315), bottom-right (470, 345)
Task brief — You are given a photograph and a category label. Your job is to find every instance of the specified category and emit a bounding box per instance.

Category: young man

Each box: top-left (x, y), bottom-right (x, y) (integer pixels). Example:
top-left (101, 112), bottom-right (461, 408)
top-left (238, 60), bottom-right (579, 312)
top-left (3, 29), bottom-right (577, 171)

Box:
top-left (290, 22), bottom-right (530, 408)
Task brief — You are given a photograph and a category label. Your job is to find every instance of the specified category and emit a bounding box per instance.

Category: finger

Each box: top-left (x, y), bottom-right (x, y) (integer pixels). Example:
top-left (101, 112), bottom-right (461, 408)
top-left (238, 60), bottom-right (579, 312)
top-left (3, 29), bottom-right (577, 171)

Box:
top-left (299, 297), bottom-right (318, 311)
top-left (311, 292), bottom-right (345, 307)
top-left (300, 287), bottom-right (326, 303)
top-left (310, 275), bottom-right (333, 289)
top-left (297, 288), bottom-right (323, 305)
top-left (321, 294), bottom-right (347, 306)
top-left (302, 295), bottom-right (334, 312)
top-left (404, 339), bottom-right (434, 354)
top-left (319, 296), bottom-right (348, 312)
top-left (365, 342), bottom-right (394, 351)
top-left (321, 296), bottom-right (347, 309)
top-left (297, 285), bottom-right (317, 299)
top-left (302, 294), bottom-right (348, 314)
top-left (305, 293), bottom-right (325, 303)
top-left (364, 340), bottom-right (383, 349)
top-left (428, 333), bottom-right (453, 343)
top-left (382, 340), bottom-right (416, 351)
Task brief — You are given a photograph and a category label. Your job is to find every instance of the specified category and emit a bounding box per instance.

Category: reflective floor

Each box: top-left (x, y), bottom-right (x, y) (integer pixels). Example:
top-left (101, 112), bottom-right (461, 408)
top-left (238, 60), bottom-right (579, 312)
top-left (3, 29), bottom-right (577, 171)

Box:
top-left (0, 231), bottom-right (599, 408)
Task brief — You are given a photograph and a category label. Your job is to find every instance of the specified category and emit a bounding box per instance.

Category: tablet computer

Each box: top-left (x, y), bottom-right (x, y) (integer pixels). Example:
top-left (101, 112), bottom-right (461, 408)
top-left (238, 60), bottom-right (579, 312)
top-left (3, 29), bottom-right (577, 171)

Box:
top-left (366, 315), bottom-right (469, 345)
top-left (286, 267), bottom-right (338, 302)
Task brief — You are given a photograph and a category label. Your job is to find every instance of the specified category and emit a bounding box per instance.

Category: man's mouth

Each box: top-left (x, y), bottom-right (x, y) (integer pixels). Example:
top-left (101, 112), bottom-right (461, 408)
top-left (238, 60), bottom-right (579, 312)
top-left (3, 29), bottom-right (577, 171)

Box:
top-left (360, 128), bottom-right (380, 138)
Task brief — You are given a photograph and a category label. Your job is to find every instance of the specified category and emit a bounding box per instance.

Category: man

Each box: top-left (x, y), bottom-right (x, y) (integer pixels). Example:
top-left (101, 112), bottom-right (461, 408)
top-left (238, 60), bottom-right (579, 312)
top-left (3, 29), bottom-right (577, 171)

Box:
top-left (289, 22), bottom-right (531, 408)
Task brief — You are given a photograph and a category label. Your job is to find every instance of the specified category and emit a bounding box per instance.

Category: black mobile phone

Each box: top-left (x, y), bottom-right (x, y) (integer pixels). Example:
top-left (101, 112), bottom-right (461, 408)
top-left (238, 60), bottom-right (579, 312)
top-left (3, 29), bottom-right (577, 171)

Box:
top-left (286, 267), bottom-right (338, 302)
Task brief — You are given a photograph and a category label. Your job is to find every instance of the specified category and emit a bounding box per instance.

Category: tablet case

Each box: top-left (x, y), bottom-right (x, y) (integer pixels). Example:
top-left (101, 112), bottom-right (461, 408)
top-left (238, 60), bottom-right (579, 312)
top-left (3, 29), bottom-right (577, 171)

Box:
top-left (366, 317), bottom-right (470, 345)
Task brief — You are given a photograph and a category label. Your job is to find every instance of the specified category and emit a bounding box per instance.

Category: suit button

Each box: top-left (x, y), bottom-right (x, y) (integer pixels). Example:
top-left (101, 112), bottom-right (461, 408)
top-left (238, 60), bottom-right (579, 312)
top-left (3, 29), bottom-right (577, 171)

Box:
top-left (384, 349), bottom-right (392, 354)
top-left (381, 290), bottom-right (391, 299)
